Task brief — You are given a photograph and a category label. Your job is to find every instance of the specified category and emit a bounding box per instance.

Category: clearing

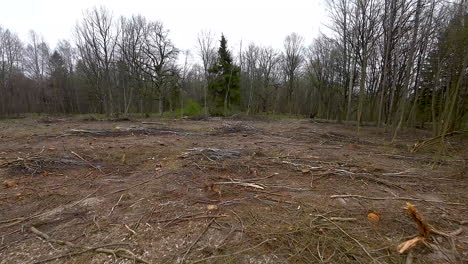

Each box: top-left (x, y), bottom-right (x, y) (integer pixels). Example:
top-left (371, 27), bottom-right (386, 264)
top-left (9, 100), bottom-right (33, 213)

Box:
top-left (0, 117), bottom-right (466, 263)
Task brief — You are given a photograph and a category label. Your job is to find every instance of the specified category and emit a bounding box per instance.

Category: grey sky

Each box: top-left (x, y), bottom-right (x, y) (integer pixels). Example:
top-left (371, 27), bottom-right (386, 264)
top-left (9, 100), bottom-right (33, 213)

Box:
top-left (0, 0), bottom-right (329, 54)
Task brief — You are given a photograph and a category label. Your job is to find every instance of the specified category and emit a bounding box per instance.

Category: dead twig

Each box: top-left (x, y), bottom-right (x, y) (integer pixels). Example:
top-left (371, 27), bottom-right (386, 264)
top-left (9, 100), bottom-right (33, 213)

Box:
top-left (108, 194), bottom-right (124, 216)
top-left (30, 226), bottom-right (149, 263)
top-left (411, 131), bottom-right (465, 153)
top-left (70, 151), bottom-right (102, 173)
top-left (30, 243), bottom-right (130, 264)
top-left (190, 238), bottom-right (274, 264)
top-left (318, 215), bottom-right (377, 262)
top-left (281, 160), bottom-right (322, 170)
top-left (333, 169), bottom-right (403, 189)
top-left (181, 218), bottom-right (215, 263)
top-left (160, 214), bottom-right (227, 227)
top-left (328, 217), bottom-right (357, 222)
top-left (103, 172), bottom-right (169, 197)
top-left (214, 181), bottom-right (265, 190)
top-left (330, 194), bottom-right (465, 206)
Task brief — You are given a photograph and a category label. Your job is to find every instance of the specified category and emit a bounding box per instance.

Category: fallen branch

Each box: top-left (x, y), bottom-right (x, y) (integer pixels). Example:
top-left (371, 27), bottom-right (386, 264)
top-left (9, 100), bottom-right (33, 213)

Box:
top-left (30, 226), bottom-right (149, 263)
top-left (160, 214), bottom-right (227, 227)
top-left (214, 181), bottom-right (265, 190)
top-left (333, 169), bottom-right (403, 189)
top-left (181, 218), bottom-right (214, 263)
top-left (318, 215), bottom-right (377, 262)
top-left (70, 151), bottom-right (102, 173)
top-left (30, 243), bottom-right (130, 264)
top-left (411, 131), bottom-right (465, 153)
top-left (281, 160), bottom-right (322, 170)
top-left (330, 194), bottom-right (465, 206)
top-left (103, 172), bottom-right (169, 197)
top-left (328, 217), bottom-right (357, 222)
top-left (190, 238), bottom-right (273, 264)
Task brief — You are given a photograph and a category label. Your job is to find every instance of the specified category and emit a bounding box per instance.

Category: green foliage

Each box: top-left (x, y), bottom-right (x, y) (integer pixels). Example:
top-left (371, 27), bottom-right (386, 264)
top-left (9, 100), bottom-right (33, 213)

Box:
top-left (209, 34), bottom-right (240, 111)
top-left (183, 100), bottom-right (202, 116)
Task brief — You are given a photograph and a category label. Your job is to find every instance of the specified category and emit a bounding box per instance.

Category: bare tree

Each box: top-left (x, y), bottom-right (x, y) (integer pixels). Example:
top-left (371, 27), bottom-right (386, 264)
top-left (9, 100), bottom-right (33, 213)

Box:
top-left (392, 0), bottom-right (423, 141)
top-left (243, 43), bottom-right (260, 114)
top-left (0, 26), bottom-right (24, 115)
top-left (257, 47), bottom-right (280, 112)
top-left (283, 33), bottom-right (304, 113)
top-left (140, 21), bottom-right (179, 115)
top-left (118, 15), bottom-right (146, 114)
top-left (196, 30), bottom-right (216, 116)
top-left (349, 0), bottom-right (382, 132)
top-left (24, 30), bottom-right (50, 112)
top-left (75, 6), bottom-right (119, 114)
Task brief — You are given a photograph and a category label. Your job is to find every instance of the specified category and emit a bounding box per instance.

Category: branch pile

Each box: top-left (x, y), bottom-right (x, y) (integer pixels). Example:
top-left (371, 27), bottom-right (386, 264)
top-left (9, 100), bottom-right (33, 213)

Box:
top-left (0, 155), bottom-right (88, 175)
top-left (64, 126), bottom-right (186, 137)
top-left (212, 122), bottom-right (256, 135)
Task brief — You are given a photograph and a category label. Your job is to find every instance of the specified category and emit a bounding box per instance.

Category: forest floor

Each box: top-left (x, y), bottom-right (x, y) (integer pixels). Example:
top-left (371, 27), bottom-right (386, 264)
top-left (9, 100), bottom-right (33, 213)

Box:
top-left (0, 117), bottom-right (466, 264)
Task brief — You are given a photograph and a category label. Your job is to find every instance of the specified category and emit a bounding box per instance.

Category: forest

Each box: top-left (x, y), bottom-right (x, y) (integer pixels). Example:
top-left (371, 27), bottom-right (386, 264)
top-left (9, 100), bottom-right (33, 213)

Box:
top-left (1, 0), bottom-right (466, 136)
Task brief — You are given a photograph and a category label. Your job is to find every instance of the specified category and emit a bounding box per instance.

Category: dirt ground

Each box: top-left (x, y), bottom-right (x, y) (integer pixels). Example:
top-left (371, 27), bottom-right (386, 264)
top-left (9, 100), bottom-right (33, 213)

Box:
top-left (0, 117), bottom-right (466, 264)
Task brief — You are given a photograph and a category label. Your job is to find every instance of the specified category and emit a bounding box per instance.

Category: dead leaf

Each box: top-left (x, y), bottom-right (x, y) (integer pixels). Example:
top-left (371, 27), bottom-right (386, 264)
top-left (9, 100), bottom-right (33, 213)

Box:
top-left (367, 212), bottom-right (380, 222)
top-left (397, 236), bottom-right (424, 254)
top-left (207, 205), bottom-right (218, 211)
top-left (301, 168), bottom-right (310, 174)
top-left (3, 179), bottom-right (17, 188)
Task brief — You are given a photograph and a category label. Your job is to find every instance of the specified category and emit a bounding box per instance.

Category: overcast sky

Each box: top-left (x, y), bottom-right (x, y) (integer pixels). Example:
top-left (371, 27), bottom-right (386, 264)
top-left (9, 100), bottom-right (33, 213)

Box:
top-left (0, 0), bottom-right (330, 54)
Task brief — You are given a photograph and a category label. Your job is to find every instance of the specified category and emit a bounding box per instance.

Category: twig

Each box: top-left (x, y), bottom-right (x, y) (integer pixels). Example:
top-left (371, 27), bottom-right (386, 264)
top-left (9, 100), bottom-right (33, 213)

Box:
top-left (30, 243), bottom-right (130, 264)
top-left (108, 194), bottom-right (124, 216)
top-left (181, 218), bottom-right (214, 263)
top-left (160, 214), bottom-right (227, 227)
top-left (190, 238), bottom-right (273, 264)
top-left (281, 160), bottom-right (322, 170)
top-left (124, 224), bottom-right (137, 235)
top-left (30, 226), bottom-right (149, 263)
top-left (1, 189), bottom-right (99, 228)
top-left (214, 181), bottom-right (265, 190)
top-left (328, 217), bottom-right (357, 222)
top-left (70, 150), bottom-right (102, 173)
top-left (103, 172), bottom-right (169, 197)
top-left (330, 194), bottom-right (465, 206)
top-left (318, 215), bottom-right (377, 263)
top-left (333, 169), bottom-right (403, 189)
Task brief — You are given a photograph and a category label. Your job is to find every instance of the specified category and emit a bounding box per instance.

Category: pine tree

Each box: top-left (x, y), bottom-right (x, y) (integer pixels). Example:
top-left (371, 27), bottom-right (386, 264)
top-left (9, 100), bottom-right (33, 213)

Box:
top-left (209, 34), bottom-right (240, 115)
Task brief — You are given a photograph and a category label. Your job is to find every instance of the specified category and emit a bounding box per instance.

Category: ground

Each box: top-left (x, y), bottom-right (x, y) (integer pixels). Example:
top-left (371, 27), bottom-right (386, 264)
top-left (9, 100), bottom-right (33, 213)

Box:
top-left (0, 117), bottom-right (466, 264)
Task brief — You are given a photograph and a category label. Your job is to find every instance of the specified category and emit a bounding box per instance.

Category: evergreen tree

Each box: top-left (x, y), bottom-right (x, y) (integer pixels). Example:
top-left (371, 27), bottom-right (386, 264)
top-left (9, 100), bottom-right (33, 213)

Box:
top-left (209, 34), bottom-right (240, 115)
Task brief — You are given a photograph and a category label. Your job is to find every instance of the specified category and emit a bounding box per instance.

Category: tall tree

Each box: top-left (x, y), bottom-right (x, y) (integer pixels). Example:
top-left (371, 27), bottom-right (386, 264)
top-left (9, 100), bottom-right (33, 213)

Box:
top-left (196, 30), bottom-right (216, 117)
top-left (75, 6), bottom-right (118, 115)
top-left (209, 34), bottom-right (240, 116)
top-left (282, 33), bottom-right (304, 114)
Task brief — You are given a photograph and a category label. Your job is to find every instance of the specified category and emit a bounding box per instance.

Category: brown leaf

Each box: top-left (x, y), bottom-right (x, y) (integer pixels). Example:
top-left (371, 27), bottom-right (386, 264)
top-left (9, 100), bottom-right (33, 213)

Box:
top-left (301, 168), bottom-right (310, 174)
